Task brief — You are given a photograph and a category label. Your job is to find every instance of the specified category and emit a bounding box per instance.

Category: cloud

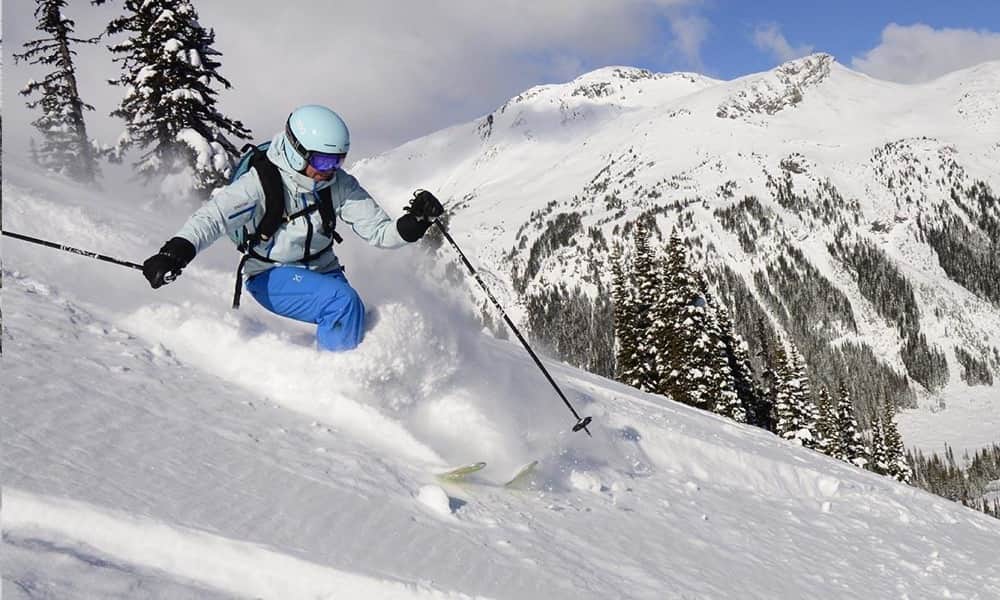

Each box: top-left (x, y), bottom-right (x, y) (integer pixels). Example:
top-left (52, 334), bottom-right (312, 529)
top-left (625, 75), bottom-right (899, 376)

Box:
top-left (4, 0), bottom-right (705, 160)
top-left (752, 23), bottom-right (814, 63)
top-left (669, 13), bottom-right (711, 71)
top-left (852, 23), bottom-right (1000, 83)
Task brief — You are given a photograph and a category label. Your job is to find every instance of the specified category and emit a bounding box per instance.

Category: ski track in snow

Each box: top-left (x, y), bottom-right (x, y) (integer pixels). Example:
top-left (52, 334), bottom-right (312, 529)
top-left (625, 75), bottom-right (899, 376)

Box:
top-left (4, 488), bottom-right (472, 600)
top-left (4, 533), bottom-right (240, 600)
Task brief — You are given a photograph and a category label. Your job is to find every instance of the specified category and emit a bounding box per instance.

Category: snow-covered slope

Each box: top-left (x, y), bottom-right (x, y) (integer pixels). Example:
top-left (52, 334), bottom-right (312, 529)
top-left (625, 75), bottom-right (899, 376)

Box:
top-left (352, 53), bottom-right (1000, 451)
top-left (4, 153), bottom-right (1000, 598)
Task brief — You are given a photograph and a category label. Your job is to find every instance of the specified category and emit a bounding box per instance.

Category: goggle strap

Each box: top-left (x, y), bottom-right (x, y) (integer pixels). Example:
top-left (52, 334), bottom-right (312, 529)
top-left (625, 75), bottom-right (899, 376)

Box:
top-left (285, 116), bottom-right (310, 160)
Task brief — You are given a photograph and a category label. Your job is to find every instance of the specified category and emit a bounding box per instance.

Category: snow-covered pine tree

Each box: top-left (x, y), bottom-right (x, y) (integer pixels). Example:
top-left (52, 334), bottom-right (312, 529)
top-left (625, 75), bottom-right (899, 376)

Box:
top-left (752, 320), bottom-right (779, 432)
top-left (816, 388), bottom-right (838, 458)
top-left (715, 306), bottom-right (757, 424)
top-left (14, 0), bottom-right (100, 182)
top-left (620, 220), bottom-right (658, 392)
top-left (649, 231), bottom-right (741, 418)
top-left (795, 348), bottom-right (820, 448)
top-left (881, 400), bottom-right (912, 483)
top-left (774, 342), bottom-right (820, 448)
top-left (648, 237), bottom-right (682, 397)
top-left (867, 411), bottom-right (889, 476)
top-left (652, 231), bottom-right (705, 405)
top-left (101, 0), bottom-right (251, 196)
top-left (836, 382), bottom-right (868, 469)
top-left (698, 280), bottom-right (744, 421)
top-left (611, 242), bottom-right (637, 380)
top-left (773, 341), bottom-right (799, 443)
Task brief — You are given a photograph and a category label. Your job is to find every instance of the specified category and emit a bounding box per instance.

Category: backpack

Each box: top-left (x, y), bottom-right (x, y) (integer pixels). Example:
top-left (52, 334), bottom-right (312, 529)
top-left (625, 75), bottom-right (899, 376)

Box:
top-left (228, 142), bottom-right (343, 309)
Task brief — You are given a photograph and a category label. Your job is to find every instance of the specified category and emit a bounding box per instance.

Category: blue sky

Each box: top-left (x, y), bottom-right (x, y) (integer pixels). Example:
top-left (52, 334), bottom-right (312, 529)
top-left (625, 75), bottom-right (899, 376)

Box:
top-left (643, 0), bottom-right (1000, 79)
top-left (4, 1), bottom-right (1000, 160)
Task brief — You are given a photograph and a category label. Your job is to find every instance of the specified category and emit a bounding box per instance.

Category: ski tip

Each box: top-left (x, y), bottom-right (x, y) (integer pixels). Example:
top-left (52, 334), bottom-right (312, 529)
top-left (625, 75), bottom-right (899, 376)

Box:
top-left (504, 460), bottom-right (540, 489)
top-left (435, 462), bottom-right (487, 481)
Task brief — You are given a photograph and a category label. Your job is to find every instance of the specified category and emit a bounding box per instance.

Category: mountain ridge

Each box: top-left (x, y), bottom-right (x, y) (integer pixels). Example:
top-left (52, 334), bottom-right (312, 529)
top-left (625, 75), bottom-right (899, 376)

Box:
top-left (354, 53), bottom-right (1000, 439)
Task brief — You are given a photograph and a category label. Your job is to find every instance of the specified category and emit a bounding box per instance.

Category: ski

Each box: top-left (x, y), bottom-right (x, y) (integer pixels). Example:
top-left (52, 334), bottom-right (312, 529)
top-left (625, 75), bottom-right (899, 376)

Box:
top-left (503, 460), bottom-right (539, 489)
top-left (435, 460), bottom-right (540, 488)
top-left (435, 462), bottom-right (487, 482)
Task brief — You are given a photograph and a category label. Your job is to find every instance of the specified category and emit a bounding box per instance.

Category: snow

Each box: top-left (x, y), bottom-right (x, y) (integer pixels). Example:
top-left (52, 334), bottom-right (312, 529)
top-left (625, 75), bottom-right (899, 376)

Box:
top-left (4, 146), bottom-right (1000, 599)
top-left (163, 39), bottom-right (183, 54)
top-left (176, 128), bottom-right (215, 169)
top-left (135, 65), bottom-right (157, 84)
top-left (166, 88), bottom-right (205, 103)
top-left (6, 489), bottom-right (465, 600)
top-left (416, 485), bottom-right (455, 517)
top-left (897, 386), bottom-right (1000, 456)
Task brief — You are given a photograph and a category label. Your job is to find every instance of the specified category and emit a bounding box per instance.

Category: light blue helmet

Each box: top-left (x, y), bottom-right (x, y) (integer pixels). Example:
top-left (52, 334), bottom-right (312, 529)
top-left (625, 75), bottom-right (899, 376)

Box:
top-left (281, 105), bottom-right (350, 172)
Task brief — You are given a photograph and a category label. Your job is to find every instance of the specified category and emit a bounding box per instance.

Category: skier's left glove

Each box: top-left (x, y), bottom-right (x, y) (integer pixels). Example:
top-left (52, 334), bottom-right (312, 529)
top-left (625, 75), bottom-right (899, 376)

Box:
top-left (142, 237), bottom-right (196, 289)
top-left (396, 189), bottom-right (444, 242)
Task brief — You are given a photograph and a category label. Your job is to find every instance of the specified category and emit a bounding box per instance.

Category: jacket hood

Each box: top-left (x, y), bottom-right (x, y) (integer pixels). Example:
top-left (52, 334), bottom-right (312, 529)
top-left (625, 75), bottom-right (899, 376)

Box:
top-left (266, 133), bottom-right (338, 195)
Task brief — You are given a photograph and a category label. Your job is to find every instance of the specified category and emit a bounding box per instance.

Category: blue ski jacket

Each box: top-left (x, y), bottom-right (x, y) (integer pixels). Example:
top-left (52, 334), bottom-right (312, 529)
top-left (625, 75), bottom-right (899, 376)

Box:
top-left (173, 133), bottom-right (408, 278)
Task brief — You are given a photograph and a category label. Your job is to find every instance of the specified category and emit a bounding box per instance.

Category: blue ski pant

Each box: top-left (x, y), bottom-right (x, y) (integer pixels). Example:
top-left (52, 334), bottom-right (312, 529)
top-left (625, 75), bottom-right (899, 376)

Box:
top-left (246, 266), bottom-right (365, 351)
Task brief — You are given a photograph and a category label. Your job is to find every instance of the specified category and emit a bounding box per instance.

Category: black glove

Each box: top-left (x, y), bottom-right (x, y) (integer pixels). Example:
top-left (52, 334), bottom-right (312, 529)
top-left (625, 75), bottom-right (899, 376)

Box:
top-left (407, 189), bottom-right (444, 219)
top-left (143, 237), bottom-right (196, 289)
top-left (396, 189), bottom-right (444, 242)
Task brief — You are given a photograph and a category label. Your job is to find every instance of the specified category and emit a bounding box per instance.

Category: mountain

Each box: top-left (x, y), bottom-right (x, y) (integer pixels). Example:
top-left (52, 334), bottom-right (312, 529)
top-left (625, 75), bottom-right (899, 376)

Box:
top-left (3, 157), bottom-right (1000, 599)
top-left (353, 53), bottom-right (1000, 450)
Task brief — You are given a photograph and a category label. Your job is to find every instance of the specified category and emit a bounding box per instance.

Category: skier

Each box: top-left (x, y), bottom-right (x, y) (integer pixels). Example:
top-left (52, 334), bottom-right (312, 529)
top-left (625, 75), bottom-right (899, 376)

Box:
top-left (141, 104), bottom-right (444, 351)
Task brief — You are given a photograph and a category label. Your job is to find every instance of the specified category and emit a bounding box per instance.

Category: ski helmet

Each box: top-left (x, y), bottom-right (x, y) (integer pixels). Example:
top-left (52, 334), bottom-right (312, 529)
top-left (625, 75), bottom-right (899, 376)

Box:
top-left (281, 105), bottom-right (350, 172)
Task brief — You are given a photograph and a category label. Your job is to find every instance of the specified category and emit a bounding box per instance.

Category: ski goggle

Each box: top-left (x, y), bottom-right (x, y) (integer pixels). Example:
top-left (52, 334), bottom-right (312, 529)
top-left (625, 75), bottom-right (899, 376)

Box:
top-left (285, 117), bottom-right (347, 173)
top-left (307, 151), bottom-right (346, 173)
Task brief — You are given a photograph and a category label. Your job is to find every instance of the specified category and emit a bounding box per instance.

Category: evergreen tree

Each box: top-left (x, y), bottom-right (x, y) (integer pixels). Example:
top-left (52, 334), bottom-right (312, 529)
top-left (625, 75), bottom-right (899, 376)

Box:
top-left (700, 283), bottom-right (744, 422)
top-left (774, 342), bottom-right (819, 448)
top-left (620, 220), bottom-right (658, 391)
top-left (716, 306), bottom-right (758, 424)
top-left (753, 319), bottom-right (779, 432)
top-left (868, 411), bottom-right (889, 475)
top-left (102, 0), bottom-right (251, 196)
top-left (816, 388), bottom-right (838, 457)
top-left (611, 242), bottom-right (636, 381)
top-left (652, 232), bottom-right (712, 408)
top-left (614, 227), bottom-right (768, 427)
top-left (13, 0), bottom-right (100, 182)
top-left (835, 382), bottom-right (868, 468)
top-left (881, 400), bottom-right (912, 483)
top-left (648, 235), bottom-right (684, 397)
top-left (647, 231), bottom-right (743, 419)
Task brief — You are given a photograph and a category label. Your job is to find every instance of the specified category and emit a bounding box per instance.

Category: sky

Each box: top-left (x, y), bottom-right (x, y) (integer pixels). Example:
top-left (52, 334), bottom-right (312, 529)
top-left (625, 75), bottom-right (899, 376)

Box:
top-left (3, 0), bottom-right (1000, 163)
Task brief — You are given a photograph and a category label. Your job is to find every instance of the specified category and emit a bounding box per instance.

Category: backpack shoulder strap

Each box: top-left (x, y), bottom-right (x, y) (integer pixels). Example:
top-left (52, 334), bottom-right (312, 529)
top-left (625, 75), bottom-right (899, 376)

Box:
top-left (316, 187), bottom-right (343, 243)
top-left (248, 146), bottom-right (286, 243)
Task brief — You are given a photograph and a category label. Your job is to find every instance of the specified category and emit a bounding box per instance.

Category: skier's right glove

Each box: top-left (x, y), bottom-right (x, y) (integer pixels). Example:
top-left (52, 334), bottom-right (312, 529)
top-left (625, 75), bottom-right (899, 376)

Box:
top-left (142, 237), bottom-right (196, 289)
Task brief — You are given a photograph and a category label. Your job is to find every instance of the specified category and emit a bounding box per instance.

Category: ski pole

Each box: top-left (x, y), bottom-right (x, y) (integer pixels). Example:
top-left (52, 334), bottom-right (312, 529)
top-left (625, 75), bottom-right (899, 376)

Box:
top-left (434, 220), bottom-right (593, 436)
top-left (2, 230), bottom-right (145, 272)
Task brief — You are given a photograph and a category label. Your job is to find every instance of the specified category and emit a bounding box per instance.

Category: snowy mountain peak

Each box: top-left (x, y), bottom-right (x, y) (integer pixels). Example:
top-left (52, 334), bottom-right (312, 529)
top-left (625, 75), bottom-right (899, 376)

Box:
top-left (566, 65), bottom-right (717, 99)
top-left (716, 52), bottom-right (836, 119)
top-left (473, 64), bottom-right (719, 143)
